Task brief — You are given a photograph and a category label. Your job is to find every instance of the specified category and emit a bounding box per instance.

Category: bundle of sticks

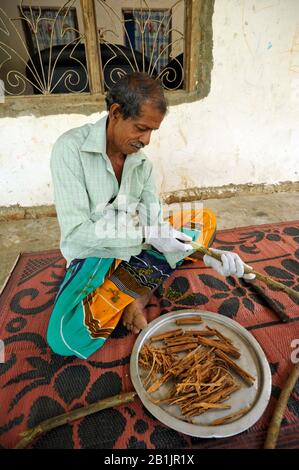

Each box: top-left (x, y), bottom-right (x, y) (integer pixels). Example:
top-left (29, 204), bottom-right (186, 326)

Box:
top-left (139, 317), bottom-right (255, 425)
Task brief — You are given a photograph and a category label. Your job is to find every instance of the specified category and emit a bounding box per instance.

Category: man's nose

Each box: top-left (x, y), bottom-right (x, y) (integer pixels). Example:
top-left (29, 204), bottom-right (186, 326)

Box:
top-left (139, 130), bottom-right (152, 146)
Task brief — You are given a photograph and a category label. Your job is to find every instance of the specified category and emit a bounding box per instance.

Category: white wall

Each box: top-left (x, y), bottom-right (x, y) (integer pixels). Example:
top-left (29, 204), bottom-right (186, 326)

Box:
top-left (0, 0), bottom-right (299, 206)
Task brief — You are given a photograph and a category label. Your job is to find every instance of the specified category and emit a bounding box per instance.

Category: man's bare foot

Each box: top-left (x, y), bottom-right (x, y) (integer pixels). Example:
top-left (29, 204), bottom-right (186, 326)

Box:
top-left (122, 292), bottom-right (152, 334)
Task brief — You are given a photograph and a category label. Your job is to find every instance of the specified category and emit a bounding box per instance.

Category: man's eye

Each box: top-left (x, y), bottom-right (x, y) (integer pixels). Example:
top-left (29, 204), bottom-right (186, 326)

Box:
top-left (137, 126), bottom-right (146, 132)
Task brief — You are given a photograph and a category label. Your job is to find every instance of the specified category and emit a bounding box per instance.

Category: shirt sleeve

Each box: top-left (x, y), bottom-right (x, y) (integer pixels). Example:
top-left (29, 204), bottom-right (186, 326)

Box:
top-left (50, 137), bottom-right (143, 259)
top-left (138, 160), bottom-right (195, 269)
top-left (137, 161), bottom-right (168, 228)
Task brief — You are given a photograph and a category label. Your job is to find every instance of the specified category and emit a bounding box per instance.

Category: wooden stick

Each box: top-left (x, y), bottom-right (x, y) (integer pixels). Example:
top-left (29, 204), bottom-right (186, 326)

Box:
top-left (176, 317), bottom-right (203, 325)
top-left (150, 329), bottom-right (183, 342)
top-left (210, 326), bottom-right (234, 345)
top-left (191, 241), bottom-right (299, 301)
top-left (165, 337), bottom-right (198, 346)
top-left (215, 349), bottom-right (255, 385)
top-left (197, 336), bottom-right (241, 359)
top-left (187, 329), bottom-right (216, 337)
top-left (264, 364), bottom-right (299, 449)
top-left (14, 392), bottom-right (136, 449)
top-left (207, 406), bottom-right (251, 426)
top-left (167, 343), bottom-right (198, 353)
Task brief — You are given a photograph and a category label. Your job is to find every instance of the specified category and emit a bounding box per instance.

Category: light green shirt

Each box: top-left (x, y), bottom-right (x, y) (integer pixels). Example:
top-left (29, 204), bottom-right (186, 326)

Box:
top-left (50, 114), bottom-right (166, 267)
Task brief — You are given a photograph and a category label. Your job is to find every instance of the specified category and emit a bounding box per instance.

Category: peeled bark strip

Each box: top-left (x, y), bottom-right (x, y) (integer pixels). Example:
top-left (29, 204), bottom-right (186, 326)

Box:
top-left (150, 329), bottom-right (183, 342)
top-left (167, 343), bottom-right (198, 353)
top-left (215, 349), bottom-right (255, 385)
top-left (197, 336), bottom-right (241, 358)
top-left (140, 325), bottom-right (256, 421)
top-left (176, 317), bottom-right (203, 325)
top-left (207, 406), bottom-right (251, 426)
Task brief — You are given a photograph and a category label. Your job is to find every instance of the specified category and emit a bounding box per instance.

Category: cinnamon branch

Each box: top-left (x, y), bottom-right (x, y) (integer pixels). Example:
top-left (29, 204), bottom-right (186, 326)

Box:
top-left (264, 363), bottom-right (299, 449)
top-left (191, 241), bottom-right (299, 301)
top-left (15, 392), bottom-right (136, 449)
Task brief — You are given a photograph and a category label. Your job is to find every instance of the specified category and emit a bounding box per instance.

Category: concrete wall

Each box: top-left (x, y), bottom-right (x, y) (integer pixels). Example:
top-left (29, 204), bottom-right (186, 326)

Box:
top-left (1, 0), bottom-right (299, 207)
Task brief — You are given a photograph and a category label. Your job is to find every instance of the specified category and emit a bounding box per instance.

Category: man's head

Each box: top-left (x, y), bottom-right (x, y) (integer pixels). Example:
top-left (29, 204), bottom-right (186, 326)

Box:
top-left (105, 72), bottom-right (168, 155)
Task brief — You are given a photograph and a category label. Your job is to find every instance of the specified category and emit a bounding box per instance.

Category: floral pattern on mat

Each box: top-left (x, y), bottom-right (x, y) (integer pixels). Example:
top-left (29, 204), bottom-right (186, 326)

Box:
top-left (0, 221), bottom-right (299, 449)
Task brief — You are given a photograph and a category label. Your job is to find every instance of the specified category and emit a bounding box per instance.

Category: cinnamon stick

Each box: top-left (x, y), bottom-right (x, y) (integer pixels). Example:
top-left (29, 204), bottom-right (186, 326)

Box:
top-left (176, 317), bottom-right (203, 325)
top-left (215, 349), bottom-right (255, 385)
top-left (197, 336), bottom-right (240, 359)
top-left (150, 329), bottom-right (183, 342)
top-left (207, 406), bottom-right (251, 426)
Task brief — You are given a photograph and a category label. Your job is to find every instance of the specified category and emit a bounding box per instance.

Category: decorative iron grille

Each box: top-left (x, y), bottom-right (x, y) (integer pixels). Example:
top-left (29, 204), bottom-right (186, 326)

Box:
top-left (0, 0), bottom-right (87, 95)
top-left (96, 0), bottom-right (185, 91)
top-left (0, 0), bottom-right (185, 96)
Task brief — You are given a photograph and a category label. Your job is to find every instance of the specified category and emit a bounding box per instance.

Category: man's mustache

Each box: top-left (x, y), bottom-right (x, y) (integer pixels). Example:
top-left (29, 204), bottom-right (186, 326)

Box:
top-left (131, 142), bottom-right (145, 149)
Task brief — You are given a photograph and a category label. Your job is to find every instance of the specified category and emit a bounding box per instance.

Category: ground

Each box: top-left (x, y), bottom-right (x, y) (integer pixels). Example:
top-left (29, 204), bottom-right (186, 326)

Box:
top-left (0, 191), bottom-right (299, 289)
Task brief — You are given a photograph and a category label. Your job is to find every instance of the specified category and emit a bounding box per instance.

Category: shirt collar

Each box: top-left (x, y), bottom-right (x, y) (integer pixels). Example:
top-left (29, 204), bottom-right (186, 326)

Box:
top-left (80, 115), bottom-right (108, 154)
top-left (80, 114), bottom-right (146, 164)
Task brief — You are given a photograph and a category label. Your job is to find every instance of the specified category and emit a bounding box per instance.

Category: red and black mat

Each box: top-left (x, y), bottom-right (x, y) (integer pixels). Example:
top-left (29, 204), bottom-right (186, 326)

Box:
top-left (0, 221), bottom-right (298, 449)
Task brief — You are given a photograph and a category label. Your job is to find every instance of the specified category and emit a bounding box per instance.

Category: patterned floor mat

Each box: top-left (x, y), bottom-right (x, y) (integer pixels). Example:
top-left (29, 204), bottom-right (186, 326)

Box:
top-left (0, 221), bottom-right (298, 449)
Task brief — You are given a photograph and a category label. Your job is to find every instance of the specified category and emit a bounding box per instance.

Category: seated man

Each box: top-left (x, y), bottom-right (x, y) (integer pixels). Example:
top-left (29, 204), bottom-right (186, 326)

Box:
top-left (47, 72), bottom-right (253, 359)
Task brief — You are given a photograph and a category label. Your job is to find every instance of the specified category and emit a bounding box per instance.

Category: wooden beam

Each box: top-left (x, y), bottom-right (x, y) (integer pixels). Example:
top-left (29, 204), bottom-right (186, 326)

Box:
top-left (80, 0), bottom-right (103, 94)
top-left (184, 0), bottom-right (202, 93)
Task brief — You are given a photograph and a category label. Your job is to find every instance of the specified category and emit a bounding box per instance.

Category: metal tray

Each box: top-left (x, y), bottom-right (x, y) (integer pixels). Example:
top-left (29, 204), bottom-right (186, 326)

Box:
top-left (130, 310), bottom-right (272, 438)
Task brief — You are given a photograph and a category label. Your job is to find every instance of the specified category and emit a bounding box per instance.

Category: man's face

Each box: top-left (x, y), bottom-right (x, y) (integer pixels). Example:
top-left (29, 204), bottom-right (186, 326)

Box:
top-left (109, 101), bottom-right (165, 155)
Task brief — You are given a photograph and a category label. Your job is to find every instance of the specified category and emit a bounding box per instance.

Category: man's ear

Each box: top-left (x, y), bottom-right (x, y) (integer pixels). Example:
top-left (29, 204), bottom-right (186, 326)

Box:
top-left (109, 103), bottom-right (122, 121)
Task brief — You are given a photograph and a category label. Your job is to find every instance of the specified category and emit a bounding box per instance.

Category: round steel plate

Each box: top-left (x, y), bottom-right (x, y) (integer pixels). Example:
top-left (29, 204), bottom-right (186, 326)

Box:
top-left (130, 310), bottom-right (272, 438)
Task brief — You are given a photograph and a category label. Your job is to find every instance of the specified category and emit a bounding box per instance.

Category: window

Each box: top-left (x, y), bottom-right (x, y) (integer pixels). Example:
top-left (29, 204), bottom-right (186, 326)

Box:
top-left (20, 6), bottom-right (79, 54)
top-left (0, 0), bottom-right (214, 115)
top-left (123, 9), bottom-right (171, 75)
top-left (0, 1), bottom-right (86, 95)
top-left (96, 1), bottom-right (184, 91)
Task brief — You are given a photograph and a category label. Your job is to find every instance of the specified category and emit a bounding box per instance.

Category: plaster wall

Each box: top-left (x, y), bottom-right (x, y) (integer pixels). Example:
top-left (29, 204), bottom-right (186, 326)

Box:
top-left (0, 0), bottom-right (298, 206)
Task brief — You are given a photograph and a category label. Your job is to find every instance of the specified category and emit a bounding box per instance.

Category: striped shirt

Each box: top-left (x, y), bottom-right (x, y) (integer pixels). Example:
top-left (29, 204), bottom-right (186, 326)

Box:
top-left (50, 114), bottom-right (166, 267)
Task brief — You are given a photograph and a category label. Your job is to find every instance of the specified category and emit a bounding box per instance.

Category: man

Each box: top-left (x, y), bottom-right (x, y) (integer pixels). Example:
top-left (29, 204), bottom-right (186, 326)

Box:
top-left (47, 72), bottom-right (254, 359)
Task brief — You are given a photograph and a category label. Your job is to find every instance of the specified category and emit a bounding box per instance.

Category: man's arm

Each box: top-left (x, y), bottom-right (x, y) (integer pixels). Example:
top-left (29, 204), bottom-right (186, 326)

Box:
top-left (137, 161), bottom-right (166, 228)
top-left (137, 162), bottom-right (196, 268)
top-left (51, 137), bottom-right (143, 259)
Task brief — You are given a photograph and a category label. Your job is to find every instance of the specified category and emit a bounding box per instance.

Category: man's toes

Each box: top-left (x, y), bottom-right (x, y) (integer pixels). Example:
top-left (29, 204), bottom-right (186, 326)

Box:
top-left (124, 321), bottom-right (132, 330)
top-left (132, 326), bottom-right (140, 334)
top-left (133, 313), bottom-right (147, 331)
top-left (122, 307), bottom-right (134, 326)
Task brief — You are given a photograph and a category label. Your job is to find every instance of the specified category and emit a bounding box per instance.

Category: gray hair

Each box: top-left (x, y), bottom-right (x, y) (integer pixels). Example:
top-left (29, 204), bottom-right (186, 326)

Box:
top-left (105, 72), bottom-right (168, 119)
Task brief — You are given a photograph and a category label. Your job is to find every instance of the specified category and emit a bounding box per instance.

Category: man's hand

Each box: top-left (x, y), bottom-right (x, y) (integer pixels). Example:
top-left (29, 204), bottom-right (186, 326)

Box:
top-left (144, 225), bottom-right (193, 254)
top-left (203, 248), bottom-right (256, 280)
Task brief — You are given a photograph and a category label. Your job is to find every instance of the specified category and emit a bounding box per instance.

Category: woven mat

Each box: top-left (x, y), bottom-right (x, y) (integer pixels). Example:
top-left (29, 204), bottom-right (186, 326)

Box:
top-left (0, 221), bottom-right (299, 449)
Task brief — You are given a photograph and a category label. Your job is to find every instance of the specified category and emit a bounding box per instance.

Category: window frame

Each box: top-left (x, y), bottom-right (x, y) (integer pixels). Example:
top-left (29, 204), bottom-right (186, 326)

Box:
top-left (0, 0), bottom-right (210, 118)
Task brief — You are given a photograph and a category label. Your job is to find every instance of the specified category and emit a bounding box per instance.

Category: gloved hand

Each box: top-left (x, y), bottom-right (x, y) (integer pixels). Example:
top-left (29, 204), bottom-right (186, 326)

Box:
top-left (203, 248), bottom-right (256, 280)
top-left (144, 225), bottom-right (193, 254)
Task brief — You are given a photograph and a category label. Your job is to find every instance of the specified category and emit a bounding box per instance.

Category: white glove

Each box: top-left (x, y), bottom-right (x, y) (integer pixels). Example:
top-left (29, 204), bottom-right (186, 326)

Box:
top-left (144, 225), bottom-right (193, 254)
top-left (203, 248), bottom-right (256, 280)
